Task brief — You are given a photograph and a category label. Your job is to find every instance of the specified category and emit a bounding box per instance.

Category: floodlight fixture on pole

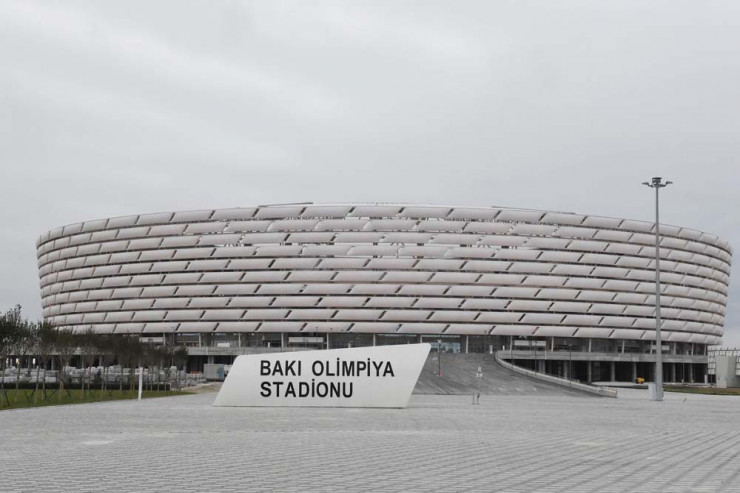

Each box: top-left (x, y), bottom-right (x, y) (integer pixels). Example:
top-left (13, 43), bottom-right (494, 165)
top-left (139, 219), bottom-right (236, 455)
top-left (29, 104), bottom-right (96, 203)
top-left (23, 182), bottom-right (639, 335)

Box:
top-left (643, 176), bottom-right (672, 401)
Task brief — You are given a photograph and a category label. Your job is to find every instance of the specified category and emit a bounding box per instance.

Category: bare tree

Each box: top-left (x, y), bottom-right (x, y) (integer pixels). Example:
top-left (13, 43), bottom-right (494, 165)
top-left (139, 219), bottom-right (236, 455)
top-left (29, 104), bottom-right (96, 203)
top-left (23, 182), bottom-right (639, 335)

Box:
top-left (54, 329), bottom-right (77, 402)
top-left (11, 316), bottom-right (33, 403)
top-left (35, 321), bottom-right (57, 402)
top-left (95, 334), bottom-right (116, 395)
top-left (77, 329), bottom-right (99, 398)
top-left (0, 306), bottom-right (23, 407)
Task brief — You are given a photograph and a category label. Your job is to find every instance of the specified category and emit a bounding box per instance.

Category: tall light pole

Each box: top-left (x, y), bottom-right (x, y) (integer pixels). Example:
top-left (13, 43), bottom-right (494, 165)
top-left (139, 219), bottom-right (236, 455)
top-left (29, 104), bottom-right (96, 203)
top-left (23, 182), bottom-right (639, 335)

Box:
top-left (437, 339), bottom-right (442, 376)
top-left (642, 177), bottom-right (672, 401)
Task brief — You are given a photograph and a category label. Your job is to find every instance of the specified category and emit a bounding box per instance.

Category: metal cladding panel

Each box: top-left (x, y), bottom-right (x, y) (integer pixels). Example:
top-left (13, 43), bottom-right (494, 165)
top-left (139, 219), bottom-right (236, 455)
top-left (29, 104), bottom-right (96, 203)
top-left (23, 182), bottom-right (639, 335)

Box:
top-left (62, 223), bottom-right (84, 236)
top-left (350, 322), bottom-right (400, 333)
top-left (349, 205), bottom-right (402, 218)
top-left (496, 210), bottom-right (542, 223)
top-left (523, 275), bottom-right (567, 287)
top-left (511, 223), bottom-right (557, 236)
top-left (198, 234), bottom-right (243, 246)
top-left (535, 326), bottom-right (578, 337)
top-left (493, 249), bottom-right (540, 261)
top-left (462, 260), bottom-right (510, 272)
top-left (215, 322), bottom-right (260, 332)
top-left (114, 323), bottom-right (145, 334)
top-left (132, 311), bottom-right (167, 322)
top-left (610, 329), bottom-right (645, 340)
top-left (401, 206), bottom-right (451, 219)
top-left (522, 313), bottom-right (564, 325)
top-left (288, 309), bottom-right (336, 320)
top-left (398, 284), bottom-right (447, 296)
top-left (400, 246), bottom-right (449, 257)
top-left (554, 226), bottom-right (598, 239)
top-left (507, 299), bottom-right (550, 312)
top-left (316, 218), bottom-right (368, 231)
top-left (334, 309), bottom-right (380, 321)
top-left (364, 219), bottom-right (417, 231)
top-left (89, 324), bottom-right (116, 334)
top-left (122, 299), bottom-right (154, 310)
top-left (334, 271), bottom-right (384, 282)
top-left (446, 247), bottom-right (492, 259)
top-left (143, 322), bottom-right (179, 333)
top-left (82, 313), bottom-right (105, 323)
top-left (177, 322), bottom-right (217, 333)
top-left (491, 325), bottom-right (537, 336)
top-left (575, 328), bottom-right (613, 338)
top-left (551, 302), bottom-right (590, 313)
top-left (431, 272), bottom-right (479, 283)
top-left (255, 206), bottom-right (305, 219)
top-left (164, 310), bottom-right (203, 321)
top-left (688, 333), bottom-right (709, 343)
top-left (463, 222), bottom-right (511, 234)
top-left (383, 232), bottom-right (432, 244)
top-left (551, 264), bottom-right (593, 277)
top-left (414, 297), bottom-right (461, 309)
top-left (417, 220), bottom-right (463, 232)
top-left (383, 310), bottom-right (432, 321)
top-left (448, 208), bottom-right (499, 221)
top-left (229, 296), bottom-right (274, 308)
top-left (38, 204), bottom-right (731, 347)
top-left (224, 221), bottom-right (270, 233)
top-left (481, 236), bottom-right (527, 247)
top-left (477, 312), bottom-right (522, 324)
top-left (429, 311), bottom-right (477, 322)
top-left (447, 286), bottom-right (493, 297)
top-left (301, 205), bottom-right (352, 218)
top-left (362, 297), bottom-right (411, 308)
top-left (202, 309), bottom-right (245, 320)
top-left (667, 331), bottom-right (692, 342)
top-left (619, 220), bottom-right (653, 233)
top-left (334, 232), bottom-right (385, 243)
top-left (445, 324), bottom-right (493, 335)
top-left (540, 212), bottom-right (585, 226)
top-left (348, 245), bottom-right (400, 257)
top-left (153, 298), bottom-right (190, 309)
top-left (286, 271), bottom-right (333, 282)
top-left (522, 237), bottom-right (569, 249)
top-left (211, 208), bottom-right (256, 220)
top-left (242, 309), bottom-right (288, 320)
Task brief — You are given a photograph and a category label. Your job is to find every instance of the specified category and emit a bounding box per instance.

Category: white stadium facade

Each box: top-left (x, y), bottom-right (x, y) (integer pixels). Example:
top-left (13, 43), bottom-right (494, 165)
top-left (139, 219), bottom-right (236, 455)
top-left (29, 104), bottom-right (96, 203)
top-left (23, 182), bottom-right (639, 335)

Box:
top-left (37, 203), bottom-right (732, 383)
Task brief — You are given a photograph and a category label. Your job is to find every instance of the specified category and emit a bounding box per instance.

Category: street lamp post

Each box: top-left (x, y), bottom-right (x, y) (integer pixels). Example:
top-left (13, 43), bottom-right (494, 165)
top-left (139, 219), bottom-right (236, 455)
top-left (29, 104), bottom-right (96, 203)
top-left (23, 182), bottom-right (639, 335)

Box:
top-left (569, 345), bottom-right (572, 382)
top-left (642, 176), bottom-right (672, 401)
top-left (437, 339), bottom-right (442, 376)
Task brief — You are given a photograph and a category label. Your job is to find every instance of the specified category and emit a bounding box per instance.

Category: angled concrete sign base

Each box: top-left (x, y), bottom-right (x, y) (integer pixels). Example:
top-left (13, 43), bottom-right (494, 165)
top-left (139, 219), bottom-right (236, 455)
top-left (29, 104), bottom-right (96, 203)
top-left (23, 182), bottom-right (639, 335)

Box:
top-left (213, 343), bottom-right (430, 408)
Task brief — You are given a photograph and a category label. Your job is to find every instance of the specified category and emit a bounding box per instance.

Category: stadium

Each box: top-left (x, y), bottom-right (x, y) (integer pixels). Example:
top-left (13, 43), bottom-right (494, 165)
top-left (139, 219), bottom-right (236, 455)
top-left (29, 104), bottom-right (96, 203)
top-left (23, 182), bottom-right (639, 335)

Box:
top-left (36, 203), bottom-right (732, 383)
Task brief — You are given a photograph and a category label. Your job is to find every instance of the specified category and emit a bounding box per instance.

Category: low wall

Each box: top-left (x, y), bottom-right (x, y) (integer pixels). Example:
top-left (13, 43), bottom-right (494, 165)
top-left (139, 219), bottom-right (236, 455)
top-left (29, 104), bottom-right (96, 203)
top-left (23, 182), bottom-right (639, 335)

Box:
top-left (494, 352), bottom-right (618, 398)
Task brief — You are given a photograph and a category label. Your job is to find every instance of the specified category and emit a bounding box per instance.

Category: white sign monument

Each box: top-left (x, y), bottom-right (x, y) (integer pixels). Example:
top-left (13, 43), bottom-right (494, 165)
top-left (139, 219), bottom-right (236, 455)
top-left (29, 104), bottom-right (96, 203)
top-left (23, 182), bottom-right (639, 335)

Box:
top-left (213, 343), bottom-right (430, 408)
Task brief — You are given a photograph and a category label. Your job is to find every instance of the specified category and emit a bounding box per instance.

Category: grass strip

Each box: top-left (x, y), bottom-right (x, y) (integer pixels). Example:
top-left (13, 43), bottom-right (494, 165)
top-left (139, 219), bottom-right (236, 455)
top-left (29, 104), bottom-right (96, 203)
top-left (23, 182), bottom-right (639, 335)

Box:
top-left (0, 388), bottom-right (192, 410)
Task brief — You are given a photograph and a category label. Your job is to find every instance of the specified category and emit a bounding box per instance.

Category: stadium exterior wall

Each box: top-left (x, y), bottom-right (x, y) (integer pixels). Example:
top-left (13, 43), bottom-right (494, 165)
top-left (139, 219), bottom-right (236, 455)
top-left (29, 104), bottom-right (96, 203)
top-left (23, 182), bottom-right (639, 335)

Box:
top-left (36, 203), bottom-right (731, 381)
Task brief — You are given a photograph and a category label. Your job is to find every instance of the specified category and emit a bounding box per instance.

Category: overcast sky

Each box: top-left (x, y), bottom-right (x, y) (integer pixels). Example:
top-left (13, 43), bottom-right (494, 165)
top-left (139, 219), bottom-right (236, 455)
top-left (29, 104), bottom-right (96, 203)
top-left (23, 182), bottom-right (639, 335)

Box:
top-left (1, 0), bottom-right (739, 345)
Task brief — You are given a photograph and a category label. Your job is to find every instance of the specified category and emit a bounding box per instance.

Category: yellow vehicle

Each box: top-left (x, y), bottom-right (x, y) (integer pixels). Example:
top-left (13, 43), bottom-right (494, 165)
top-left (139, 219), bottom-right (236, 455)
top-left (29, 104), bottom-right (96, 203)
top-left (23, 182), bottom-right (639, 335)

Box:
top-left (636, 377), bottom-right (645, 384)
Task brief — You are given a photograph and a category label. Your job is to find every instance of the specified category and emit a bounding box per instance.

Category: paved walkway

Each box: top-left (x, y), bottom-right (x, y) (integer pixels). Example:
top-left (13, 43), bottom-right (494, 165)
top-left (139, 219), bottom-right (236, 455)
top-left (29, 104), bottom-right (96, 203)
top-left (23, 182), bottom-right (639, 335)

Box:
top-left (414, 353), bottom-right (585, 396)
top-left (2, 390), bottom-right (739, 492)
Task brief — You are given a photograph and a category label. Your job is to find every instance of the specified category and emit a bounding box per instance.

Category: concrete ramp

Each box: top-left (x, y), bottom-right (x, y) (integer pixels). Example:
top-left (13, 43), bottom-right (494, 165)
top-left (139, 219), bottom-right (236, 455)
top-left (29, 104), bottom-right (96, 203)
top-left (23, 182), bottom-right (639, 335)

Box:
top-left (413, 353), bottom-right (585, 396)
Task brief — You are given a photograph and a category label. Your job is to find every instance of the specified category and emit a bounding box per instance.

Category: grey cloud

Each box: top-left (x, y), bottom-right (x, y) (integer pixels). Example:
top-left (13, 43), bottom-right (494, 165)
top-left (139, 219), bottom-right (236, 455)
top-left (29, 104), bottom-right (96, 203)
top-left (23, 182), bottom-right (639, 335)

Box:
top-left (1, 0), bottom-right (739, 345)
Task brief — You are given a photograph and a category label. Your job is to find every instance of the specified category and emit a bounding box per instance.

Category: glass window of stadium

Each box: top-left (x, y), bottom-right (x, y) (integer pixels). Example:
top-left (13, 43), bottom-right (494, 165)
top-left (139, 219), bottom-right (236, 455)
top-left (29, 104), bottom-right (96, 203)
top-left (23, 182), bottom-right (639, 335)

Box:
top-left (421, 335), bottom-right (461, 353)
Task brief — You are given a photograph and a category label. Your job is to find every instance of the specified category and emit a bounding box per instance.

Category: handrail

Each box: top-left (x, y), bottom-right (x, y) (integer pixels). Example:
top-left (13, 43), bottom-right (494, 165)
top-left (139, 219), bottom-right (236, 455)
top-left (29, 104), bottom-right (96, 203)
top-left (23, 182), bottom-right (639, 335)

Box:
top-left (494, 351), bottom-right (618, 398)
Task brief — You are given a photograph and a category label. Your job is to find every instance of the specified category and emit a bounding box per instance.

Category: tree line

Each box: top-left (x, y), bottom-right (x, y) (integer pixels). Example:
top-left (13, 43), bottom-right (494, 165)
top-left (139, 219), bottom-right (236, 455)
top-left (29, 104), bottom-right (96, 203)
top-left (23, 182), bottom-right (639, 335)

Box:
top-left (0, 305), bottom-right (189, 407)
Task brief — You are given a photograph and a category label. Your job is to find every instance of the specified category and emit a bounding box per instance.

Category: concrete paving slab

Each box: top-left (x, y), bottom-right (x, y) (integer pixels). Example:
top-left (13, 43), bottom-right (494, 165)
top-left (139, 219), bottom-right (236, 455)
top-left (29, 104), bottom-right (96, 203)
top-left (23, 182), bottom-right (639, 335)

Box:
top-left (1, 390), bottom-right (739, 492)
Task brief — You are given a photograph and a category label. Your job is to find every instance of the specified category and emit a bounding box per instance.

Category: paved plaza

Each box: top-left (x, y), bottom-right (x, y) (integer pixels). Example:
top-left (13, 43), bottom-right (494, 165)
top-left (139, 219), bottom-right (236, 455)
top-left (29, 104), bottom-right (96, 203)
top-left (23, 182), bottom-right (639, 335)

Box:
top-left (2, 388), bottom-right (740, 492)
